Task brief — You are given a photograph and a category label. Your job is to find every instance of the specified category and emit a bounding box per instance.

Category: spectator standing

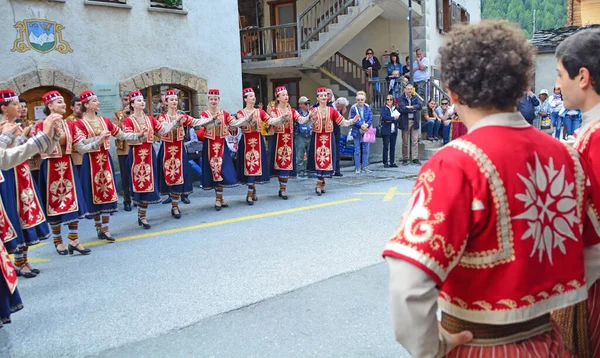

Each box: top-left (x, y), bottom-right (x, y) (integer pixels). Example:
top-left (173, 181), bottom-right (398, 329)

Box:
top-left (362, 48), bottom-right (381, 94)
top-left (517, 88), bottom-right (540, 124)
top-left (18, 99), bottom-right (28, 125)
top-left (402, 56), bottom-right (411, 81)
top-left (381, 95), bottom-right (399, 167)
top-left (399, 84), bottom-right (422, 165)
top-left (349, 91), bottom-right (373, 174)
top-left (184, 127), bottom-right (203, 185)
top-left (560, 107), bottom-right (582, 137)
top-left (386, 52), bottom-right (402, 78)
top-left (422, 100), bottom-right (441, 141)
top-left (536, 89), bottom-right (553, 134)
top-left (412, 48), bottom-right (430, 99)
top-left (550, 87), bottom-right (564, 138)
top-left (295, 96), bottom-right (312, 177)
top-left (436, 99), bottom-right (452, 144)
top-left (333, 97), bottom-right (348, 176)
top-left (113, 92), bottom-right (132, 211)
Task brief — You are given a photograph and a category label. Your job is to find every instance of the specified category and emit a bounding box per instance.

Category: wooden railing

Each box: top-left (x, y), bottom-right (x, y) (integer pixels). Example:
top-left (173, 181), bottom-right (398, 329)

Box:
top-left (298, 0), bottom-right (358, 50)
top-left (240, 23), bottom-right (298, 61)
top-left (321, 52), bottom-right (365, 92)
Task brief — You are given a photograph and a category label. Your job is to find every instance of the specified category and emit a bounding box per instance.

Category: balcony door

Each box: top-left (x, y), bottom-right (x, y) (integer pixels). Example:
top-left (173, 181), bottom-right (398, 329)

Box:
top-left (269, 0), bottom-right (297, 58)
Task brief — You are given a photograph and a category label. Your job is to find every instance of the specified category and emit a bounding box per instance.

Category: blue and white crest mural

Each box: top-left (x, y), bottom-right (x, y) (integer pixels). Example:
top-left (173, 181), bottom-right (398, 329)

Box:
top-left (12, 19), bottom-right (73, 54)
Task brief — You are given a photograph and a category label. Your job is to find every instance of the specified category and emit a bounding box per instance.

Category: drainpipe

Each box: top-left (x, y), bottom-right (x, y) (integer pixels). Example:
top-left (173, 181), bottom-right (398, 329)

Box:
top-left (408, 0), bottom-right (414, 86)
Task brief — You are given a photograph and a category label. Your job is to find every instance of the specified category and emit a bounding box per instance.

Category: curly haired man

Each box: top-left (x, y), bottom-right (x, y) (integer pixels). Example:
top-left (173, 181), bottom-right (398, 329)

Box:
top-left (382, 21), bottom-right (600, 357)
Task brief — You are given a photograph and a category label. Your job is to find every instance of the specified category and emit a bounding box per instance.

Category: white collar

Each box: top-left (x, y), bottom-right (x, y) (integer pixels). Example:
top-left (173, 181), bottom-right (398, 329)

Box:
top-left (580, 103), bottom-right (600, 132)
top-left (468, 112), bottom-right (531, 133)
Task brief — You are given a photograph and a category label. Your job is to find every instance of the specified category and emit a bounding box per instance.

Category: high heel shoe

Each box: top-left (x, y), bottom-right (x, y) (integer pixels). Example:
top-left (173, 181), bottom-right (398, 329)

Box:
top-left (68, 244), bottom-right (91, 255)
top-left (138, 217), bottom-right (151, 229)
top-left (16, 266), bottom-right (37, 279)
top-left (97, 231), bottom-right (116, 242)
top-left (246, 196), bottom-right (254, 206)
top-left (55, 244), bottom-right (68, 256)
top-left (278, 190), bottom-right (288, 200)
top-left (220, 200), bottom-right (229, 208)
top-left (315, 187), bottom-right (322, 196)
top-left (171, 207), bottom-right (181, 219)
top-left (214, 200), bottom-right (222, 211)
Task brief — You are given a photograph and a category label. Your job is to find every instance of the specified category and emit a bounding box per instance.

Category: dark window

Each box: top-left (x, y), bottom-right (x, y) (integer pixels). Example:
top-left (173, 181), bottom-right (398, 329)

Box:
top-left (150, 0), bottom-right (183, 10)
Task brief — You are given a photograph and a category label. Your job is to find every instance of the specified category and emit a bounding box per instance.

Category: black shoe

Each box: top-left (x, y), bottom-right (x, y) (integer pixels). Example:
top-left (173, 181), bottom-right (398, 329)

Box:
top-left (181, 196), bottom-right (191, 204)
top-left (333, 172), bottom-right (343, 177)
top-left (315, 187), bottom-right (322, 196)
top-left (383, 163), bottom-right (390, 168)
top-left (55, 244), bottom-right (68, 256)
top-left (402, 160), bottom-right (409, 166)
top-left (97, 231), bottom-right (116, 242)
top-left (124, 203), bottom-right (132, 212)
top-left (390, 163), bottom-right (398, 168)
top-left (85, 214), bottom-right (93, 219)
top-left (412, 159), bottom-right (422, 165)
top-left (16, 267), bottom-right (37, 278)
top-left (138, 218), bottom-right (151, 229)
top-left (278, 190), bottom-right (288, 200)
top-left (171, 207), bottom-right (181, 219)
top-left (246, 196), bottom-right (254, 206)
top-left (162, 197), bottom-right (172, 204)
top-left (68, 244), bottom-right (91, 255)
top-left (214, 201), bottom-right (222, 211)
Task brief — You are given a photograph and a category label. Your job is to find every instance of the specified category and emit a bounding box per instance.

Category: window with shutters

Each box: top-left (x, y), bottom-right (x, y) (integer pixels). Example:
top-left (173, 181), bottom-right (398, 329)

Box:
top-left (437, 0), bottom-right (470, 33)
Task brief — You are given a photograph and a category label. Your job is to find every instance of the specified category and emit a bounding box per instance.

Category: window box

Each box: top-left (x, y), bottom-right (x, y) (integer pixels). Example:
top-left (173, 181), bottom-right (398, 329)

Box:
top-left (84, 0), bottom-right (132, 9)
top-left (150, 0), bottom-right (183, 10)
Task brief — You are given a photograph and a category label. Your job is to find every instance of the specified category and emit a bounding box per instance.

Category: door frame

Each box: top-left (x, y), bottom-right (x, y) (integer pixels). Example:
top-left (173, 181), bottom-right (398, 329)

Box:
top-left (268, 0), bottom-right (297, 26)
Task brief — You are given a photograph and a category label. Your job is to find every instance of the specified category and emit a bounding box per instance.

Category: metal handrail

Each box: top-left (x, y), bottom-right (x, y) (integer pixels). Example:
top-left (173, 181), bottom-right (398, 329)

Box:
top-left (240, 23), bottom-right (298, 61)
top-left (298, 0), bottom-right (358, 50)
top-left (427, 80), bottom-right (449, 104)
top-left (321, 52), bottom-right (366, 93)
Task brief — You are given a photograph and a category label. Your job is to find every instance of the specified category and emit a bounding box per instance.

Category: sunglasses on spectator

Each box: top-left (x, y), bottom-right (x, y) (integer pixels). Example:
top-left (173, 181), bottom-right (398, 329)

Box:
top-left (367, 52), bottom-right (373, 55)
top-left (386, 98), bottom-right (394, 101)
top-left (441, 102), bottom-right (449, 105)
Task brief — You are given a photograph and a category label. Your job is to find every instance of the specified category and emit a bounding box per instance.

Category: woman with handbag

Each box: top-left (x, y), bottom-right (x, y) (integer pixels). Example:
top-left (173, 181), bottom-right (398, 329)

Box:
top-left (349, 91), bottom-right (374, 174)
top-left (380, 94), bottom-right (400, 168)
top-left (306, 87), bottom-right (358, 195)
top-left (156, 89), bottom-right (194, 219)
top-left (231, 88), bottom-right (272, 205)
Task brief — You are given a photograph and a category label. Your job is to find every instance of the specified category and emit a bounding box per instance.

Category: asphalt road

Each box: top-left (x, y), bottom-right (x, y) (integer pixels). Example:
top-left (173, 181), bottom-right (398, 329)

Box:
top-left (0, 163), bottom-right (421, 358)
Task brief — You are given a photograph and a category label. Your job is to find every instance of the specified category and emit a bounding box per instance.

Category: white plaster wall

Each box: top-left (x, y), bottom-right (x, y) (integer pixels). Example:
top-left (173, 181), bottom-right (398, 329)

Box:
top-left (426, 0), bottom-right (481, 68)
top-left (0, 0), bottom-right (242, 110)
top-left (339, 16), bottom-right (410, 66)
top-left (535, 53), bottom-right (559, 94)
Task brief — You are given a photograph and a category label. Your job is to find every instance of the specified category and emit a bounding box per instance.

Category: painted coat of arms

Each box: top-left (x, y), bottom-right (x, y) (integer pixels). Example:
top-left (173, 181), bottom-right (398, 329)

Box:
top-left (12, 19), bottom-right (73, 54)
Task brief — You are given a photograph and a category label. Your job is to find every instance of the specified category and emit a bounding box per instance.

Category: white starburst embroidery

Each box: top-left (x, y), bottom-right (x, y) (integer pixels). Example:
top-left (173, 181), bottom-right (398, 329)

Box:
top-left (512, 153), bottom-right (579, 264)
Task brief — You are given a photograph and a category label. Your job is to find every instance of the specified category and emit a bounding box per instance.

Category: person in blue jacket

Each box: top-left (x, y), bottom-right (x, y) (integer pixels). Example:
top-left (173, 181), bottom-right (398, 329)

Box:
top-left (387, 52), bottom-right (403, 78)
top-left (349, 91), bottom-right (373, 174)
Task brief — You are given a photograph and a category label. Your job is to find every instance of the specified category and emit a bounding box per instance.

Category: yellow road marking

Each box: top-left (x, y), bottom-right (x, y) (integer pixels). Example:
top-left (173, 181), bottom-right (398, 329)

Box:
top-left (9, 254), bottom-right (50, 263)
top-left (80, 198), bottom-right (361, 248)
top-left (383, 186), bottom-right (398, 202)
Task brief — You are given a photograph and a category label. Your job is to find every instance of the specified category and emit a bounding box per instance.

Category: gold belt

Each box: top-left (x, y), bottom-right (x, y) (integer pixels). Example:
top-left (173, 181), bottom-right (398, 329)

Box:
top-left (441, 312), bottom-right (552, 345)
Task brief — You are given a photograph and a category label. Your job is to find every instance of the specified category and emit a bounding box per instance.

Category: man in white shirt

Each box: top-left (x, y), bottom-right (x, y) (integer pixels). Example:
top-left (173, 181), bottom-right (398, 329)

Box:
top-left (412, 48), bottom-right (430, 100)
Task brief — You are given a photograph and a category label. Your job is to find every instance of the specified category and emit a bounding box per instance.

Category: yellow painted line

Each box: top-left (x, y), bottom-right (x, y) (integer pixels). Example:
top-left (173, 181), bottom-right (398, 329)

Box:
top-left (383, 186), bottom-right (398, 202)
top-left (9, 254), bottom-right (50, 263)
top-left (354, 192), bottom-right (411, 195)
top-left (83, 198), bottom-right (361, 248)
top-left (28, 242), bottom-right (49, 249)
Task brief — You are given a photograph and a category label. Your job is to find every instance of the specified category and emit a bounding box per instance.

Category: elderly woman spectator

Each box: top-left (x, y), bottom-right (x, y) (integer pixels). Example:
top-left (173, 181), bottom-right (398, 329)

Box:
top-left (349, 91), bottom-right (373, 174)
top-left (421, 100), bottom-right (441, 141)
top-left (387, 52), bottom-right (402, 78)
top-left (536, 89), bottom-right (553, 134)
top-left (381, 94), bottom-right (400, 167)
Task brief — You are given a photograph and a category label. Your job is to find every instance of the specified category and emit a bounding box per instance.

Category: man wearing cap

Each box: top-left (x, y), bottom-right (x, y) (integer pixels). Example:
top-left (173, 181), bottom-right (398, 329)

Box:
top-left (113, 92), bottom-right (132, 211)
top-left (295, 96), bottom-right (312, 177)
top-left (536, 89), bottom-right (552, 133)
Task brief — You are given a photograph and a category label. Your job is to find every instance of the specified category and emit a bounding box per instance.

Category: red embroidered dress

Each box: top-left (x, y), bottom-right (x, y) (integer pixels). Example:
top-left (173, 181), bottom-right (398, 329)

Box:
top-left (235, 108), bottom-right (270, 183)
top-left (36, 120), bottom-right (88, 224)
top-left (383, 113), bottom-right (600, 355)
top-left (308, 106), bottom-right (344, 173)
top-left (199, 110), bottom-right (238, 188)
top-left (268, 106), bottom-right (301, 177)
top-left (156, 113), bottom-right (194, 195)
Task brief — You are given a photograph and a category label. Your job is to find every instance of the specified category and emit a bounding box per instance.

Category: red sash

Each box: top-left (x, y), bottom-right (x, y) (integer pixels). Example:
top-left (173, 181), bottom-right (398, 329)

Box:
top-left (314, 133), bottom-right (334, 171)
top-left (162, 141), bottom-right (184, 186)
top-left (0, 173), bottom-right (17, 244)
top-left (243, 132), bottom-right (263, 176)
top-left (274, 133), bottom-right (294, 170)
top-left (0, 245), bottom-right (17, 294)
top-left (89, 152), bottom-right (118, 204)
top-left (45, 156), bottom-right (79, 216)
top-left (130, 144), bottom-right (155, 193)
top-left (207, 137), bottom-right (225, 182)
top-left (15, 162), bottom-right (46, 229)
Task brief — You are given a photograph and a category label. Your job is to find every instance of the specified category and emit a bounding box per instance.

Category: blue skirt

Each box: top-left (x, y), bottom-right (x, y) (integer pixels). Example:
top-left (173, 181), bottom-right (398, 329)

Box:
top-left (39, 158), bottom-right (89, 225)
top-left (237, 134), bottom-right (270, 184)
top-left (268, 134), bottom-right (297, 179)
top-left (127, 146), bottom-right (161, 205)
top-left (0, 281), bottom-right (23, 328)
top-left (0, 180), bottom-right (22, 254)
top-left (157, 142), bottom-right (193, 195)
top-left (1, 169), bottom-right (50, 246)
top-left (201, 139), bottom-right (238, 190)
top-left (79, 152), bottom-right (118, 215)
top-left (307, 132), bottom-right (337, 177)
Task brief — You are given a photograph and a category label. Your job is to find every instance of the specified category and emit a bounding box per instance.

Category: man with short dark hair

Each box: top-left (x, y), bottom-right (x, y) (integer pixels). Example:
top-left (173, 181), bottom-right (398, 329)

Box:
top-left (383, 21), bottom-right (600, 357)
top-left (66, 97), bottom-right (84, 171)
top-left (412, 48), bottom-right (429, 99)
top-left (517, 87), bottom-right (540, 125)
top-left (552, 28), bottom-right (600, 357)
